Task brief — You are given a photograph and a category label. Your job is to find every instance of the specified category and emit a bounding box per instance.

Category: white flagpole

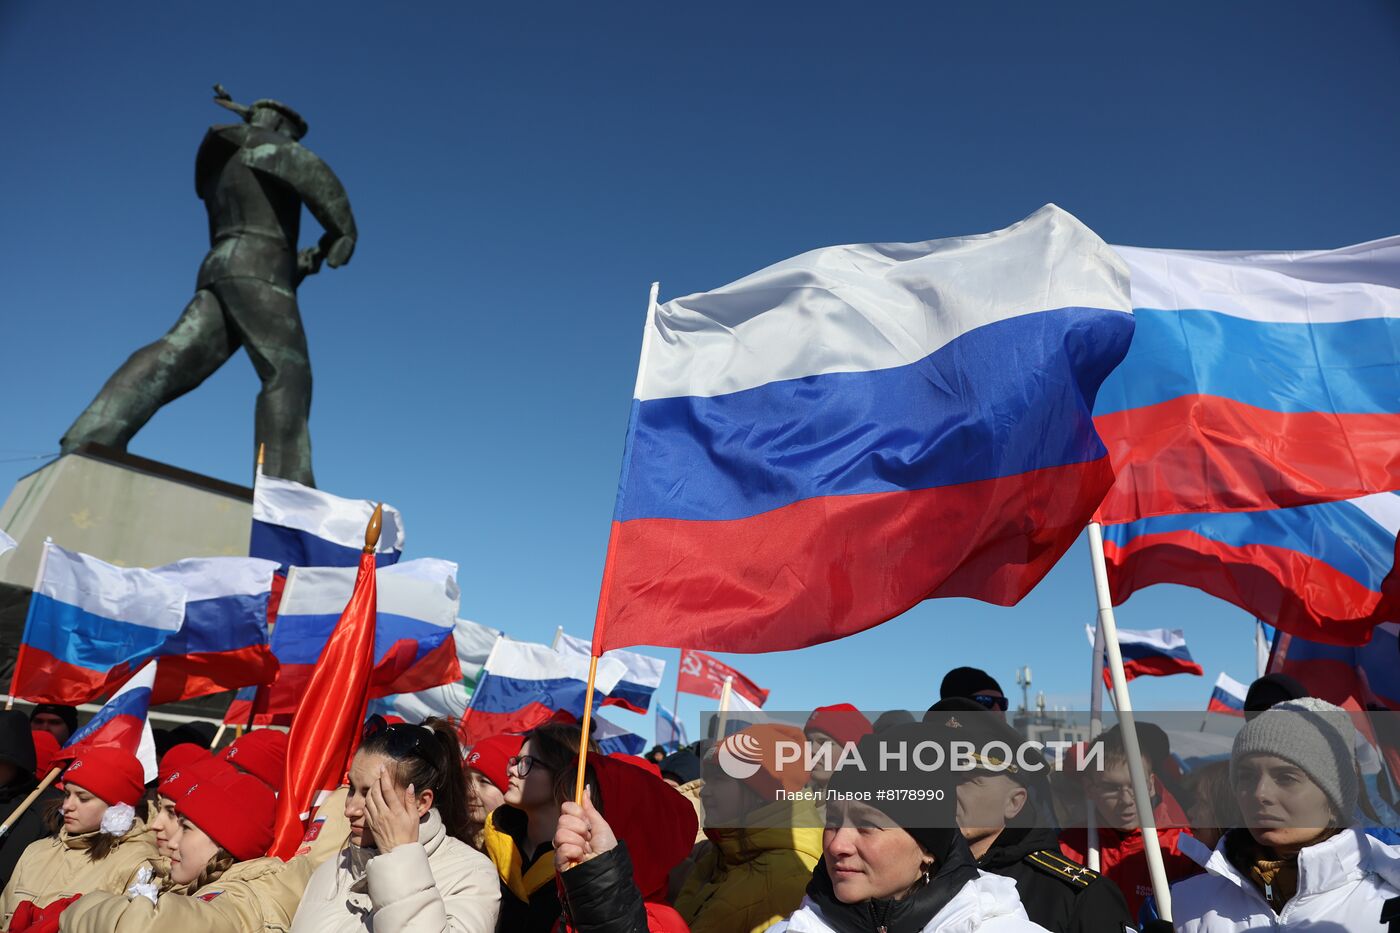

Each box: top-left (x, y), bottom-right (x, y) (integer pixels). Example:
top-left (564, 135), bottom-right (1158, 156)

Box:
top-left (1255, 620), bottom-right (1270, 678)
top-left (1088, 522), bottom-right (1172, 921)
top-left (1087, 615), bottom-right (1107, 871)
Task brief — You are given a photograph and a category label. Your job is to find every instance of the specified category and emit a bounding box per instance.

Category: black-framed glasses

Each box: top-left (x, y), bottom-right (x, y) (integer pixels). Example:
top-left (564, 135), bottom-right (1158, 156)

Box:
top-left (971, 693), bottom-right (1009, 711)
top-left (508, 754), bottom-right (537, 777)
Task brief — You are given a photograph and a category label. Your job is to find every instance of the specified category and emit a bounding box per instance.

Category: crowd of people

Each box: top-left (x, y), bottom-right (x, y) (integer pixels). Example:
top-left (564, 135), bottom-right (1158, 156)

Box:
top-left (1, 665), bottom-right (1397, 932)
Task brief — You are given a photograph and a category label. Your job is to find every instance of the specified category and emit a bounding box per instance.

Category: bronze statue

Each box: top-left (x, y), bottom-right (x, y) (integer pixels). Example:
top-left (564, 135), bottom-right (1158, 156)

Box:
top-left (60, 85), bottom-right (357, 486)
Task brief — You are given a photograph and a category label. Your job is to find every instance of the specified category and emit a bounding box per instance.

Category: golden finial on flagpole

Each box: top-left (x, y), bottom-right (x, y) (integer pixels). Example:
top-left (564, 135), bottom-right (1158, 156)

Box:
top-left (363, 504), bottom-right (383, 553)
top-left (257, 443), bottom-right (265, 468)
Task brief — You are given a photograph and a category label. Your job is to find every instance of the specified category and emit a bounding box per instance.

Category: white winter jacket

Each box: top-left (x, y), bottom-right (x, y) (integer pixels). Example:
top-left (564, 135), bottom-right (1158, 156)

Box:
top-left (290, 809), bottom-right (499, 933)
top-left (770, 871), bottom-right (1050, 933)
top-left (1171, 827), bottom-right (1400, 932)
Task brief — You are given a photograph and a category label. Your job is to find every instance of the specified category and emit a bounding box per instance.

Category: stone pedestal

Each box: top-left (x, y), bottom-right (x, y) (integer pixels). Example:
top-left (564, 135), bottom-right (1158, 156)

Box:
top-left (0, 444), bottom-right (253, 721)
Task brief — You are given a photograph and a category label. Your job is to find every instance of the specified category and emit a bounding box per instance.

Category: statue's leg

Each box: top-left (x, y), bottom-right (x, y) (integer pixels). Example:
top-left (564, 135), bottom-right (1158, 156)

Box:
top-left (60, 289), bottom-right (237, 453)
top-left (220, 279), bottom-right (315, 487)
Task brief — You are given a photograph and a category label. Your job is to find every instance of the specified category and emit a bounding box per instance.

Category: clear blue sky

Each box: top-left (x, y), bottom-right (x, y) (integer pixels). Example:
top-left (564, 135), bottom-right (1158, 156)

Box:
top-left (4, 2), bottom-right (1398, 738)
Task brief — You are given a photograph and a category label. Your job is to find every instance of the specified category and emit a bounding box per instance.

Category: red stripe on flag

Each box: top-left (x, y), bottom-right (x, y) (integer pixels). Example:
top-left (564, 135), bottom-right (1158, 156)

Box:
top-left (598, 458), bottom-right (1112, 653)
top-left (149, 646), bottom-right (280, 706)
top-left (1094, 397), bottom-right (1400, 524)
top-left (1103, 530), bottom-right (1390, 647)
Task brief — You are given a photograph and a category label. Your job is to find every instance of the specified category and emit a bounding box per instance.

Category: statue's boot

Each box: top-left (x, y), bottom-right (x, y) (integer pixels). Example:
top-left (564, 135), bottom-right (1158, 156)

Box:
top-left (218, 278), bottom-right (315, 487)
top-left (60, 289), bottom-right (237, 454)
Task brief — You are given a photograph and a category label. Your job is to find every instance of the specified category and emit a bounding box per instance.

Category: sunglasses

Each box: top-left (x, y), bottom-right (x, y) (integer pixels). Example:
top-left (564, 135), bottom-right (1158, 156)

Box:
top-left (362, 716), bottom-right (432, 757)
top-left (971, 693), bottom-right (1009, 711)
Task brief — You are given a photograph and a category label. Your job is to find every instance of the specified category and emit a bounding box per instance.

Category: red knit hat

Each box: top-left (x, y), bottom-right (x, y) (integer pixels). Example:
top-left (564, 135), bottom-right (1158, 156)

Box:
top-left (61, 747), bottom-right (145, 807)
top-left (159, 743), bottom-right (213, 786)
top-left (218, 729), bottom-right (287, 790)
top-left (176, 769), bottom-right (276, 861)
top-left (160, 755), bottom-right (234, 803)
top-left (805, 704), bottom-right (873, 748)
top-left (464, 733), bottom-right (524, 794)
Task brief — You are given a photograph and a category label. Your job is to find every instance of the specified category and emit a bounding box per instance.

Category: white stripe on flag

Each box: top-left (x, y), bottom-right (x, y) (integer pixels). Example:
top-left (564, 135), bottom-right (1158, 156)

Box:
top-left (279, 559), bottom-right (459, 629)
top-left (641, 205), bottom-right (1129, 401)
top-left (38, 541), bottom-right (185, 631)
top-left (150, 556), bottom-right (279, 601)
top-left (1112, 237), bottom-right (1400, 325)
top-left (1213, 672), bottom-right (1248, 700)
top-left (555, 631), bottom-right (665, 690)
top-left (253, 473), bottom-right (405, 553)
top-left (486, 640), bottom-right (625, 696)
top-left (0, 528), bottom-right (15, 556)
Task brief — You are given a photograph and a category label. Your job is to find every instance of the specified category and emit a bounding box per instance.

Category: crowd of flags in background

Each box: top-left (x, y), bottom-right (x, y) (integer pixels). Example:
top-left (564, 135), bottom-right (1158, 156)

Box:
top-left (2, 208), bottom-right (1400, 820)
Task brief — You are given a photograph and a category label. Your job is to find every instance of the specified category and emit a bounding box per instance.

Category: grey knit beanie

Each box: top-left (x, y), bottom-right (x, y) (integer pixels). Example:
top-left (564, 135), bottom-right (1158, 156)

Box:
top-left (1230, 697), bottom-right (1357, 819)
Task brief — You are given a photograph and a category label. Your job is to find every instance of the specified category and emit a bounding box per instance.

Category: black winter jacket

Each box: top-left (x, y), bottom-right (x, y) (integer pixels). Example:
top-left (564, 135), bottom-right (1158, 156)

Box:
top-left (978, 826), bottom-right (1135, 933)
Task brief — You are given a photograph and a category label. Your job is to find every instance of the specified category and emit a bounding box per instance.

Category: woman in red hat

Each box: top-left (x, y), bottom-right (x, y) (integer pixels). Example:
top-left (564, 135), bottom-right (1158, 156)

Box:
top-left (62, 766), bottom-right (319, 932)
top-left (0, 746), bottom-right (157, 929)
top-left (462, 733), bottom-right (522, 850)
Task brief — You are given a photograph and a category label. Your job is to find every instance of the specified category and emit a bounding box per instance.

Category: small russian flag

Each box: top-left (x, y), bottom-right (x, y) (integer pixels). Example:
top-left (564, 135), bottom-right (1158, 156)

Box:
top-left (1207, 672), bottom-right (1248, 717)
top-left (1087, 624), bottom-right (1204, 686)
top-left (61, 663), bottom-right (158, 782)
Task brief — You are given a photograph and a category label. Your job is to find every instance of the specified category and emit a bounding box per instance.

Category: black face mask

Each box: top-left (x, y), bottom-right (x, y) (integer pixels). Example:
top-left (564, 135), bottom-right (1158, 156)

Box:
top-left (804, 832), bottom-right (981, 933)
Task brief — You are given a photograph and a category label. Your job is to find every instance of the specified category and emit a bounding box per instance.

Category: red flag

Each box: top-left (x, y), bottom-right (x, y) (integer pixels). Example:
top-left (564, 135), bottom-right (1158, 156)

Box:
top-left (270, 521), bottom-right (379, 858)
top-left (676, 649), bottom-right (768, 707)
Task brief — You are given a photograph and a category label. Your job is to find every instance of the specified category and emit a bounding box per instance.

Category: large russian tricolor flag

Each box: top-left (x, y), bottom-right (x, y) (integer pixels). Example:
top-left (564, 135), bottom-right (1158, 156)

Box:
top-left (1271, 621), bottom-right (1400, 712)
top-left (1206, 673), bottom-right (1247, 717)
top-left (1095, 236), bottom-right (1400, 525)
top-left (146, 556), bottom-right (281, 704)
top-left (556, 631), bottom-right (664, 714)
top-left (1087, 624), bottom-right (1203, 684)
top-left (593, 205), bottom-right (1134, 654)
top-left (593, 713), bottom-right (647, 756)
top-left (60, 662), bottom-right (159, 782)
top-left (255, 559), bottom-right (463, 718)
top-left (1102, 492), bottom-right (1400, 646)
top-left (12, 542), bottom-right (186, 705)
top-left (460, 639), bottom-right (625, 744)
top-left (250, 473), bottom-right (405, 571)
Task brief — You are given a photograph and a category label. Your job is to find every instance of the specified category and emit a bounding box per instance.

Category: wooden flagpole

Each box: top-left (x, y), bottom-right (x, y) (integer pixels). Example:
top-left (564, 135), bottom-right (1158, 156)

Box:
top-left (574, 282), bottom-right (660, 805)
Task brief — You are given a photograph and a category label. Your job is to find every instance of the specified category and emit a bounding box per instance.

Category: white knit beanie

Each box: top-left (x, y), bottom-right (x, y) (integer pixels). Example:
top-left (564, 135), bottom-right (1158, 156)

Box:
top-left (1230, 697), bottom-right (1357, 819)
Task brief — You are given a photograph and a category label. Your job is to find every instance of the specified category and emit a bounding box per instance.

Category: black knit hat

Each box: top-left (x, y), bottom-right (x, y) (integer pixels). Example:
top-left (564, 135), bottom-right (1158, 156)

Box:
top-left (1243, 673), bottom-right (1307, 719)
top-left (29, 704), bottom-right (78, 738)
top-left (825, 723), bottom-right (961, 859)
top-left (939, 666), bottom-right (1002, 701)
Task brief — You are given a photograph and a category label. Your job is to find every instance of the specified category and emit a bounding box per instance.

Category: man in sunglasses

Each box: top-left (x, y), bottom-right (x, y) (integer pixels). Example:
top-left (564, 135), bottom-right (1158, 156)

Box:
top-left (939, 666), bottom-right (1010, 718)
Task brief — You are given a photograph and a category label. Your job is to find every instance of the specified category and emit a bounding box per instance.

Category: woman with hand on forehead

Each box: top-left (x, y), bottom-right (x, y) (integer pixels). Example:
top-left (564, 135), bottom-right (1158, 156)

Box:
top-left (292, 717), bottom-right (500, 932)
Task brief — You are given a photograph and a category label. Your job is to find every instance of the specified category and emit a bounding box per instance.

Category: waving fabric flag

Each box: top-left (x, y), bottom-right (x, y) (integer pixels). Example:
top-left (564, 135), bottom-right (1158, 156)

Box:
top-left (146, 557), bottom-right (280, 704)
top-left (12, 542), bottom-right (186, 704)
top-left (593, 205), bottom-right (1134, 654)
top-left (594, 714), bottom-right (647, 756)
top-left (272, 535), bottom-right (379, 858)
top-left (1102, 492), bottom-right (1400, 646)
top-left (656, 703), bottom-right (687, 753)
top-left (1085, 625), bottom-right (1202, 685)
top-left (556, 631), bottom-right (664, 714)
top-left (1095, 236), bottom-right (1400, 525)
top-left (460, 640), bottom-right (624, 745)
top-left (677, 650), bottom-right (769, 707)
top-left (60, 662), bottom-right (158, 782)
top-left (1207, 673), bottom-right (1247, 717)
top-left (255, 559), bottom-right (462, 719)
top-left (250, 473), bottom-right (404, 571)
top-left (371, 618), bottom-right (501, 724)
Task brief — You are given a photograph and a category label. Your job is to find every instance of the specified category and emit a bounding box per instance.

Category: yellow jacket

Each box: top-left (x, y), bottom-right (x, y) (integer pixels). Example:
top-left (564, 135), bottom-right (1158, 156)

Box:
top-left (673, 798), bottom-right (823, 933)
top-left (0, 821), bottom-right (157, 927)
top-left (58, 856), bottom-right (316, 933)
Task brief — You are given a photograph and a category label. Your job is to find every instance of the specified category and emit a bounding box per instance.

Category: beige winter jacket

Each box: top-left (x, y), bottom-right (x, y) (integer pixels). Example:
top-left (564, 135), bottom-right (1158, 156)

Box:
top-left (0, 820), bottom-right (157, 927)
top-left (290, 808), bottom-right (499, 933)
top-left (59, 855), bottom-right (318, 933)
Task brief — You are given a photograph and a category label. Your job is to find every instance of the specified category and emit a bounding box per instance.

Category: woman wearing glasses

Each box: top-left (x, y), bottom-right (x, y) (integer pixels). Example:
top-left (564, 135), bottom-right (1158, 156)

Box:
top-left (480, 721), bottom-right (593, 932)
top-left (292, 718), bottom-right (500, 932)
